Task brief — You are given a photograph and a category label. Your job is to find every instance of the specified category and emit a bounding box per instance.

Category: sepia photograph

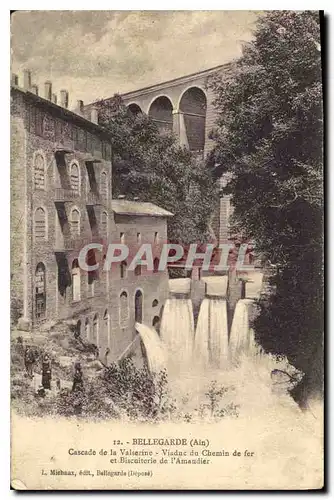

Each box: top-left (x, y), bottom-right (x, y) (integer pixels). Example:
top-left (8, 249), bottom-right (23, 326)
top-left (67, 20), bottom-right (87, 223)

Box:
top-left (10, 10), bottom-right (324, 490)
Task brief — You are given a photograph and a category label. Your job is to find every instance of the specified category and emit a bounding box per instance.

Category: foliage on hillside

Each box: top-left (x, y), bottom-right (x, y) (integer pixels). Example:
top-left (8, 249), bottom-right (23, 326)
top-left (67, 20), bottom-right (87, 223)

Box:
top-left (95, 96), bottom-right (218, 245)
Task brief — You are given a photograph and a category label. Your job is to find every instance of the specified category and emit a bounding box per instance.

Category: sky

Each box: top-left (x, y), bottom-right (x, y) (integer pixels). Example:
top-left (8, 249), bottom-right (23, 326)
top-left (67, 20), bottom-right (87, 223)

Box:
top-left (11, 11), bottom-right (259, 107)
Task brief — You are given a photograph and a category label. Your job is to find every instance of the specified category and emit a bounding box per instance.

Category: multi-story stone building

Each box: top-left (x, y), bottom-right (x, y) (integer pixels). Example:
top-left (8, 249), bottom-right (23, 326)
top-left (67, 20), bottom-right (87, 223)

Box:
top-left (11, 70), bottom-right (172, 360)
top-left (85, 64), bottom-right (233, 245)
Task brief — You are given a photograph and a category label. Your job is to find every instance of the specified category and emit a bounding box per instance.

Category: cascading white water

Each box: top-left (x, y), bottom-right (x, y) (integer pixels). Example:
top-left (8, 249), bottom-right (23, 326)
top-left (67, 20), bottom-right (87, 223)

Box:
top-left (194, 298), bottom-right (229, 369)
top-left (193, 298), bottom-right (210, 368)
top-left (209, 298), bottom-right (229, 368)
top-left (135, 322), bottom-right (166, 374)
top-left (160, 297), bottom-right (195, 372)
top-left (229, 298), bottom-right (255, 362)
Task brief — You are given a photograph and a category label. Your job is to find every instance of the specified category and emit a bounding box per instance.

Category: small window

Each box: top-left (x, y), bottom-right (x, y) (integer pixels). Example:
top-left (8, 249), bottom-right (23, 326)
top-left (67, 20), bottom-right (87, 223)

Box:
top-left (70, 162), bottom-right (80, 194)
top-left (100, 171), bottom-right (108, 198)
top-left (152, 299), bottom-right (159, 307)
top-left (34, 153), bottom-right (46, 190)
top-left (103, 309), bottom-right (109, 345)
top-left (153, 258), bottom-right (159, 273)
top-left (87, 249), bottom-right (97, 296)
top-left (137, 232), bottom-right (141, 243)
top-left (70, 208), bottom-right (80, 237)
top-left (120, 261), bottom-right (127, 279)
top-left (134, 265), bottom-right (141, 277)
top-left (120, 232), bottom-right (125, 244)
top-left (101, 211), bottom-right (108, 235)
top-left (103, 309), bottom-right (109, 323)
top-left (120, 291), bottom-right (129, 327)
top-left (154, 232), bottom-right (159, 244)
top-left (34, 207), bottom-right (47, 241)
top-left (92, 314), bottom-right (99, 344)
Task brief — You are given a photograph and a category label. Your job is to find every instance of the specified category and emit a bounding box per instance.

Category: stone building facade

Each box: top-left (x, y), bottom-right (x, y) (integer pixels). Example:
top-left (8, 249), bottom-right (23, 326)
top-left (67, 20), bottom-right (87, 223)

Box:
top-left (85, 64), bottom-right (233, 244)
top-left (11, 71), bottom-right (171, 361)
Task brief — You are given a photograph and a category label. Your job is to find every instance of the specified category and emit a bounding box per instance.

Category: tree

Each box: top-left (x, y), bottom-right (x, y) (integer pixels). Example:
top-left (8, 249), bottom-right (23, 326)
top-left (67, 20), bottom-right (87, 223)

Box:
top-left (95, 95), bottom-right (217, 245)
top-left (207, 11), bottom-right (323, 402)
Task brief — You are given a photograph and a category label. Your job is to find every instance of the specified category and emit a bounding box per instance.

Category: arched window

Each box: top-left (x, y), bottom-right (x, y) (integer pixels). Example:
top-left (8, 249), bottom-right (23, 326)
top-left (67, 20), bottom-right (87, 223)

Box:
top-left (154, 232), bottom-right (159, 244)
top-left (101, 211), bottom-right (108, 235)
top-left (135, 290), bottom-right (143, 323)
top-left (153, 258), bottom-right (159, 274)
top-left (70, 162), bottom-right (80, 194)
top-left (71, 259), bottom-right (80, 302)
top-left (134, 265), bottom-right (141, 277)
top-left (120, 261), bottom-right (127, 279)
top-left (152, 299), bottom-right (159, 308)
top-left (120, 291), bottom-right (129, 328)
top-left (103, 309), bottom-right (109, 347)
top-left (92, 314), bottom-right (99, 345)
top-left (70, 208), bottom-right (80, 237)
top-left (100, 171), bottom-right (108, 199)
top-left (85, 318), bottom-right (90, 340)
top-left (34, 207), bottom-right (47, 241)
top-left (87, 249), bottom-right (97, 296)
top-left (35, 262), bottom-right (46, 319)
top-left (34, 153), bottom-right (46, 190)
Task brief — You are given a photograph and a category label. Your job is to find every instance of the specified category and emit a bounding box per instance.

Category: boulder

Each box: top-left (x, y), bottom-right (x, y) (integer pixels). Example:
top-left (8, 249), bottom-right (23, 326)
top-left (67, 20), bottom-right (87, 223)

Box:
top-left (17, 317), bottom-right (30, 331)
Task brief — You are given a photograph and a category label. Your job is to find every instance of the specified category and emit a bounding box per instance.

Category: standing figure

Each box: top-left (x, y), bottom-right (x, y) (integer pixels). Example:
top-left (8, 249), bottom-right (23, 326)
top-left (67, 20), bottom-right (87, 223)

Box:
top-left (72, 362), bottom-right (84, 393)
top-left (41, 354), bottom-right (52, 390)
top-left (24, 345), bottom-right (36, 379)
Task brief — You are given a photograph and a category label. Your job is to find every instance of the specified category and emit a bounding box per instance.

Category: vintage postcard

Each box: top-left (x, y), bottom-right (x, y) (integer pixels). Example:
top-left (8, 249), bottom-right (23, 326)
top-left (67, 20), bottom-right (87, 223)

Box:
top-left (10, 10), bottom-right (324, 490)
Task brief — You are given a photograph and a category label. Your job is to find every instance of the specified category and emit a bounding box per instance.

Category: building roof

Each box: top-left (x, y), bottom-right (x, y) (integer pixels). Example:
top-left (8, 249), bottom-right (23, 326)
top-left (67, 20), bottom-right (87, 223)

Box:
top-left (111, 200), bottom-right (173, 217)
top-left (11, 85), bottom-right (111, 140)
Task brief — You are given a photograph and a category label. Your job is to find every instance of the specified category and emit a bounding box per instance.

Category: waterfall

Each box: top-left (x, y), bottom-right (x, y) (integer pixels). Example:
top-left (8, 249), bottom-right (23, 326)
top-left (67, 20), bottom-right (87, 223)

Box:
top-left (229, 299), bottom-right (255, 362)
top-left (193, 298), bottom-right (210, 368)
top-left (160, 297), bottom-right (195, 371)
top-left (194, 298), bottom-right (229, 369)
top-left (135, 323), bottom-right (166, 374)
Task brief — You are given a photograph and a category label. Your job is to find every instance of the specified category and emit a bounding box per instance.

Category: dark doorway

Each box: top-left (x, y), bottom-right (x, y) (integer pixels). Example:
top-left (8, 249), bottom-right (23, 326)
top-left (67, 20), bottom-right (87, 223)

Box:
top-left (35, 262), bottom-right (46, 320)
top-left (135, 290), bottom-right (143, 323)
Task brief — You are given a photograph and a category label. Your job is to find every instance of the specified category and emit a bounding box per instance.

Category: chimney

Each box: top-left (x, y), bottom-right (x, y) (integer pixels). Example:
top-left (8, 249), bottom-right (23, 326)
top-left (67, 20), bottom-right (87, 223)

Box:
top-left (11, 73), bottom-right (18, 86)
top-left (52, 93), bottom-right (57, 104)
top-left (30, 84), bottom-right (39, 96)
top-left (23, 69), bottom-right (31, 90)
top-left (60, 89), bottom-right (69, 108)
top-left (118, 195), bottom-right (126, 200)
top-left (76, 100), bottom-right (84, 114)
top-left (91, 107), bottom-right (99, 124)
top-left (44, 81), bottom-right (52, 100)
